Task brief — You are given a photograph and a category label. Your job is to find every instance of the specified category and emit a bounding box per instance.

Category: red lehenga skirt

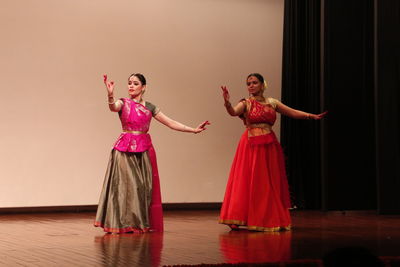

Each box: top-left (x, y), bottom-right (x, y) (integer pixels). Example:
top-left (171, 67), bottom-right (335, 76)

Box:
top-left (219, 130), bottom-right (291, 231)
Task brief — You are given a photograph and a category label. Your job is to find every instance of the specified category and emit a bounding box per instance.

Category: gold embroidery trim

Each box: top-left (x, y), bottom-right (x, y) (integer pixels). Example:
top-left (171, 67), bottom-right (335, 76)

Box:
top-left (219, 219), bottom-right (247, 226)
top-left (219, 219), bottom-right (291, 232)
top-left (247, 224), bottom-right (291, 232)
top-left (123, 130), bottom-right (147, 134)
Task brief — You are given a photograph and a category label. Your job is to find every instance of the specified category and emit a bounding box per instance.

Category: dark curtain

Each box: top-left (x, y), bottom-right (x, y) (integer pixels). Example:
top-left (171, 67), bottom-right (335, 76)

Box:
top-left (375, 0), bottom-right (400, 214)
top-left (281, 0), bottom-right (399, 212)
top-left (323, 0), bottom-right (376, 210)
top-left (281, 0), bottom-right (322, 209)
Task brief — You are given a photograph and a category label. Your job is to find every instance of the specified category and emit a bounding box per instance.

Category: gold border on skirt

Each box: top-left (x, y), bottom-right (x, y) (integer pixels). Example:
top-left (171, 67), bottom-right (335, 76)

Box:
top-left (219, 219), bottom-right (291, 232)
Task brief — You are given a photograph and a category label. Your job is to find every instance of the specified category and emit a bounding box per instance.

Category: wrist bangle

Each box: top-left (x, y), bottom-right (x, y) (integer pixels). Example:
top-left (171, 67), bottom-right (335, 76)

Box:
top-left (108, 95), bottom-right (115, 104)
top-left (224, 101), bottom-right (232, 107)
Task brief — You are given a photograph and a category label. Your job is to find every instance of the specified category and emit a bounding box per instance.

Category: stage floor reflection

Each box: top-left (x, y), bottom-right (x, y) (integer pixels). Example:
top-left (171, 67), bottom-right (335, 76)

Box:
top-left (0, 210), bottom-right (399, 266)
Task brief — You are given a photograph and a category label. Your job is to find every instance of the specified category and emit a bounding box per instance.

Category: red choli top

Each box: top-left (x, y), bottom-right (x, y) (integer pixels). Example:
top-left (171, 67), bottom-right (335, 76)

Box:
top-left (241, 97), bottom-right (280, 145)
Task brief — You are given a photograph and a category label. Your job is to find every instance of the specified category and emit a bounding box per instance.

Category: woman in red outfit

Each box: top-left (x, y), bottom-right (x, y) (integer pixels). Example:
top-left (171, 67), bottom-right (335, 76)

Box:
top-left (219, 73), bottom-right (327, 231)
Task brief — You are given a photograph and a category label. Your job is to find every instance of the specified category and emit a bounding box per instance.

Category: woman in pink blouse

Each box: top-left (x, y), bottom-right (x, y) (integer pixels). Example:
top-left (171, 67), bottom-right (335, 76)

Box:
top-left (95, 73), bottom-right (209, 234)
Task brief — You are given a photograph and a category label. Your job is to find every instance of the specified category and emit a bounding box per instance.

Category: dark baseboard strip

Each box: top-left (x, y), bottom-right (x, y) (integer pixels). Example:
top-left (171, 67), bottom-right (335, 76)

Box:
top-left (0, 203), bottom-right (222, 214)
top-left (164, 202), bottom-right (222, 210)
top-left (0, 205), bottom-right (98, 214)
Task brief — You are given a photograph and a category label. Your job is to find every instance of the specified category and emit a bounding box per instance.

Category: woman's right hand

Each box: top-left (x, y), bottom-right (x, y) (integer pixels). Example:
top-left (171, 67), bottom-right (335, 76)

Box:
top-left (103, 74), bottom-right (115, 96)
top-left (221, 86), bottom-right (230, 103)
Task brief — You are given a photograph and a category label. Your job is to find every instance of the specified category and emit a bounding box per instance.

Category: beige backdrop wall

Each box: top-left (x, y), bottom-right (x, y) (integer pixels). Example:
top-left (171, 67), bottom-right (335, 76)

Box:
top-left (0, 0), bottom-right (284, 207)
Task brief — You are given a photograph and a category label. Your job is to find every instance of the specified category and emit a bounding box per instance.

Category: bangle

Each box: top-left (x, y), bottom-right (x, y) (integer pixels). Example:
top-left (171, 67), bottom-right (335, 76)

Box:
top-left (224, 101), bottom-right (232, 107)
top-left (306, 113), bottom-right (311, 120)
top-left (108, 96), bottom-right (115, 105)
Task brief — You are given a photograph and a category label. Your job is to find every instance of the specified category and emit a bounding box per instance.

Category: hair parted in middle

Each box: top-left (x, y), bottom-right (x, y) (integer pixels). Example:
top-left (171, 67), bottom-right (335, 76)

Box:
top-left (247, 73), bottom-right (267, 91)
top-left (129, 73), bottom-right (147, 85)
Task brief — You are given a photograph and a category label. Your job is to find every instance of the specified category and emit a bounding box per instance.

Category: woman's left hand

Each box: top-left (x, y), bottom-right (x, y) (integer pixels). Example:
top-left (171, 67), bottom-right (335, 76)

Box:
top-left (310, 111), bottom-right (328, 120)
top-left (193, 120), bottom-right (211, 133)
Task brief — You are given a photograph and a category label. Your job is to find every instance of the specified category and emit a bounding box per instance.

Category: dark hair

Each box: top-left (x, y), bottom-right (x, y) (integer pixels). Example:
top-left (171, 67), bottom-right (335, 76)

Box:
top-left (129, 73), bottom-right (146, 85)
top-left (247, 73), bottom-right (264, 84)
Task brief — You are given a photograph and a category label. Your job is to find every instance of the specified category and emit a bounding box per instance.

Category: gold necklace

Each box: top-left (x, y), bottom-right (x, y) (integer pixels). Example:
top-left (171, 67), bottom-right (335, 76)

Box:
top-left (131, 98), bottom-right (143, 103)
top-left (250, 95), bottom-right (265, 102)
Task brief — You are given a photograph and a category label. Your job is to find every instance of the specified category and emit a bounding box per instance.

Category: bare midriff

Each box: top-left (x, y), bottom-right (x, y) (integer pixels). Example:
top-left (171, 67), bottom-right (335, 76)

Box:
top-left (247, 123), bottom-right (272, 137)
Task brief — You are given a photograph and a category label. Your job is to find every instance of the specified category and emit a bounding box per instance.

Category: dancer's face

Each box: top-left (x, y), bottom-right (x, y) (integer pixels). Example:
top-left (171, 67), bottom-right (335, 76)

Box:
top-left (128, 76), bottom-right (146, 98)
top-left (247, 76), bottom-right (263, 96)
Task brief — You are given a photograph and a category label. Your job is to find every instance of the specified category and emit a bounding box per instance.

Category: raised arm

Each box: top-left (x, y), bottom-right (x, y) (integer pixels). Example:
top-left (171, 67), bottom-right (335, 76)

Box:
top-left (220, 86), bottom-right (245, 116)
top-left (276, 100), bottom-right (328, 120)
top-left (103, 74), bottom-right (123, 112)
top-left (154, 112), bottom-right (210, 134)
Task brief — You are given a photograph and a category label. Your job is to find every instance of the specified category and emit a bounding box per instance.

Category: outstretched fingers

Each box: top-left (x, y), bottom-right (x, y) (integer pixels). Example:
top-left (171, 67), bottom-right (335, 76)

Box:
top-left (103, 74), bottom-right (115, 90)
top-left (220, 85), bottom-right (230, 102)
top-left (312, 111), bottom-right (328, 120)
top-left (193, 120), bottom-right (211, 133)
top-left (199, 120), bottom-right (211, 129)
top-left (317, 111), bottom-right (328, 119)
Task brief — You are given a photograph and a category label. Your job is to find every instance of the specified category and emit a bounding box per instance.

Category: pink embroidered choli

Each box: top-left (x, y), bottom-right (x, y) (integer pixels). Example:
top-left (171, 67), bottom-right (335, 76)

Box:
top-left (113, 98), bottom-right (156, 152)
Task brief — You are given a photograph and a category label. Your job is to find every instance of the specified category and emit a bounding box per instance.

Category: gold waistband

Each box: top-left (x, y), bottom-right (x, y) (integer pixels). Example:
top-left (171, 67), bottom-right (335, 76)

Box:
top-left (123, 130), bottom-right (147, 134)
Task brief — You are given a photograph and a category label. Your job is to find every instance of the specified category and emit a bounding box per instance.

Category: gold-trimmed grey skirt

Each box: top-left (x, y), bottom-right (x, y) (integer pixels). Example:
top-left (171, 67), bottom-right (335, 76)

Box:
top-left (94, 149), bottom-right (153, 233)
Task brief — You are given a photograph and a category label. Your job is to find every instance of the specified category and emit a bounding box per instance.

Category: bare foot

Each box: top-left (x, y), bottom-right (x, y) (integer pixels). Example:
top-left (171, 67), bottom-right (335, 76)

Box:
top-left (229, 224), bottom-right (240, 231)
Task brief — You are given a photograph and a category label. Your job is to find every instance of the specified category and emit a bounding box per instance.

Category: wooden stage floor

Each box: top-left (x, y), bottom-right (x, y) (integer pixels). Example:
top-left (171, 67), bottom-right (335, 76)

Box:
top-left (0, 210), bottom-right (399, 266)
